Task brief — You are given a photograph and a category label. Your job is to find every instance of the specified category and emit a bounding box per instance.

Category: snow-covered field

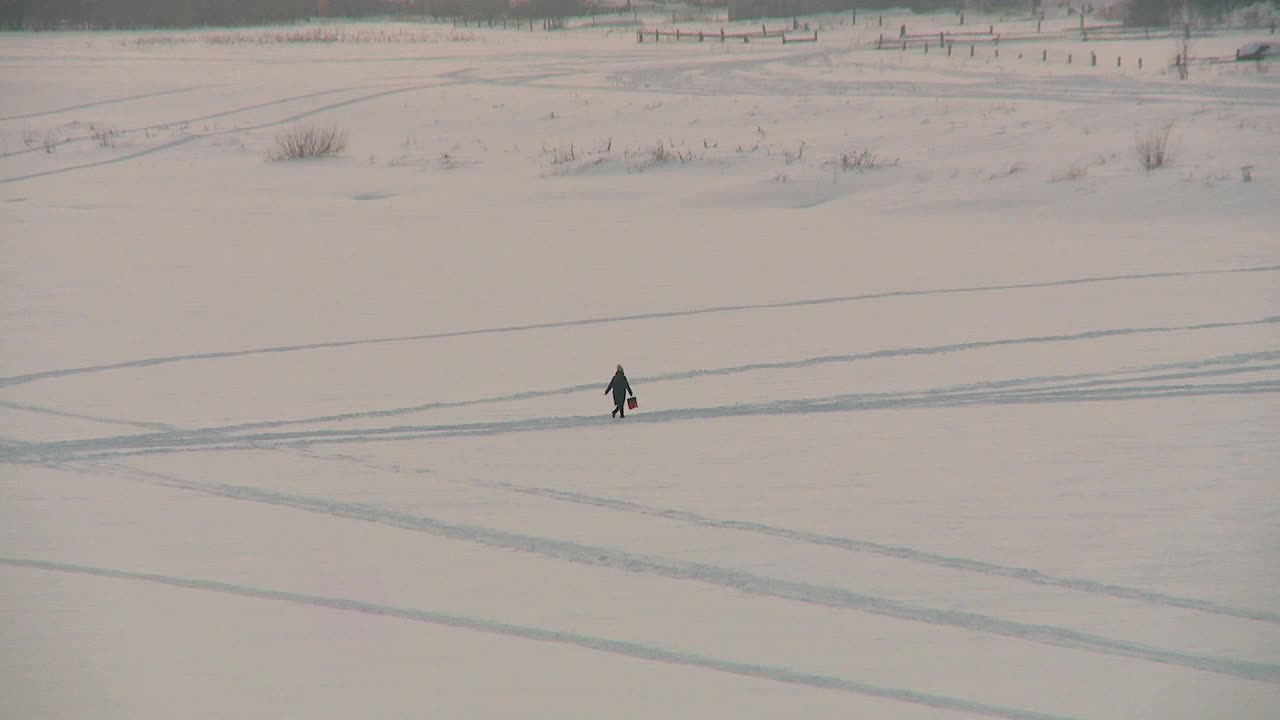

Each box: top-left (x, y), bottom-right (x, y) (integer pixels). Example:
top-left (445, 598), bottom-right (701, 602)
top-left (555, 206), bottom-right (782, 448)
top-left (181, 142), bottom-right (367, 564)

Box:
top-left (2, 9), bottom-right (1278, 719)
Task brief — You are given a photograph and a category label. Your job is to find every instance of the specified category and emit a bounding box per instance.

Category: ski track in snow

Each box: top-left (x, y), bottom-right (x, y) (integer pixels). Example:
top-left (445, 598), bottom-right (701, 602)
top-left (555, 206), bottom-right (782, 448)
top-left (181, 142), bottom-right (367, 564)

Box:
top-left (39, 461), bottom-right (1280, 687)
top-left (0, 85), bottom-right (372, 160)
top-left (0, 556), bottom-right (1084, 720)
top-left (0, 266), bottom-right (1275, 389)
top-left (3, 317), bottom-right (1276, 464)
top-left (445, 471), bottom-right (1280, 626)
top-left (10, 339), bottom-right (1272, 629)
top-left (0, 85), bottom-right (209, 123)
top-left (7, 377), bottom-right (1276, 463)
top-left (0, 81), bottom-right (454, 184)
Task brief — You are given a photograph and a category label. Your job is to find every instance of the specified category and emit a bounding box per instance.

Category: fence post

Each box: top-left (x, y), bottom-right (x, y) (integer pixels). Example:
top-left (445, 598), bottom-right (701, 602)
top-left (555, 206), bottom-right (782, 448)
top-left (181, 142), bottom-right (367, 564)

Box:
top-left (924, 42), bottom-right (928, 53)
top-left (1091, 51), bottom-right (1096, 66)
top-left (939, 31), bottom-right (944, 46)
top-left (948, 43), bottom-right (952, 56)
top-left (852, 8), bottom-right (856, 26)
top-left (699, 30), bottom-right (703, 42)
top-left (1117, 56), bottom-right (1121, 67)
top-left (637, 30), bottom-right (642, 42)
top-left (970, 43), bottom-right (974, 57)
top-left (762, 24), bottom-right (767, 37)
top-left (995, 48), bottom-right (999, 57)
top-left (1068, 53), bottom-right (1072, 64)
top-left (1138, 57), bottom-right (1143, 68)
top-left (1042, 49), bottom-right (1047, 61)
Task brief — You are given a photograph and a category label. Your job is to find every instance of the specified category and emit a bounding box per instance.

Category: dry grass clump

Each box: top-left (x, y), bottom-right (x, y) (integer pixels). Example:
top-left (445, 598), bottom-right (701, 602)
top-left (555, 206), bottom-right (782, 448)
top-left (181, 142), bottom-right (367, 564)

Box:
top-left (1135, 122), bottom-right (1174, 173)
top-left (270, 124), bottom-right (348, 161)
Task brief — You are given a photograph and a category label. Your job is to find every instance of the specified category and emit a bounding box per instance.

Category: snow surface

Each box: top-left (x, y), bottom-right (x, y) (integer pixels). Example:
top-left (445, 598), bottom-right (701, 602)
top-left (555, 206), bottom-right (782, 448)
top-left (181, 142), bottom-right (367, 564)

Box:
top-left (2, 9), bottom-right (1278, 720)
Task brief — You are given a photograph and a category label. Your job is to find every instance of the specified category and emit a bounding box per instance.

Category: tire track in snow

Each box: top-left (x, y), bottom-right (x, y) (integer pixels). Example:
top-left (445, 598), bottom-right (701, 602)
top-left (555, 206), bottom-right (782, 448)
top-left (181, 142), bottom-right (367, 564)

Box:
top-left (0, 399), bottom-right (177, 432)
top-left (0, 85), bottom-right (206, 122)
top-left (607, 49), bottom-right (1280, 108)
top-left (0, 85), bottom-right (369, 160)
top-left (137, 348), bottom-right (1280, 442)
top-left (7, 376), bottom-right (1279, 464)
top-left (1, 266), bottom-right (1275, 388)
top-left (0, 134), bottom-right (205, 185)
top-left (72, 463), bottom-right (1280, 686)
top-left (0, 556), bottom-right (1083, 720)
top-left (466, 475), bottom-right (1280, 626)
top-left (0, 81), bottom-right (452, 185)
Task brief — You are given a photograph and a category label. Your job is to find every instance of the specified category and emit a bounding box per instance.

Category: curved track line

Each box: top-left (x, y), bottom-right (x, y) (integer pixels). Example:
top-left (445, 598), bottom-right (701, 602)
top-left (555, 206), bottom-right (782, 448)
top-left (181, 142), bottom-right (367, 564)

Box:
top-left (0, 86), bottom-right (206, 122)
top-left (2, 266), bottom-right (1274, 388)
top-left (0, 134), bottom-right (203, 184)
top-left (0, 81), bottom-right (451, 184)
top-left (0, 86), bottom-right (366, 160)
top-left (8, 377), bottom-right (1279, 464)
top-left (467, 475), bottom-right (1280, 626)
top-left (145, 349), bottom-right (1280, 441)
top-left (0, 556), bottom-right (1082, 720)
top-left (70, 464), bottom-right (1280, 686)
top-left (0, 399), bottom-right (176, 432)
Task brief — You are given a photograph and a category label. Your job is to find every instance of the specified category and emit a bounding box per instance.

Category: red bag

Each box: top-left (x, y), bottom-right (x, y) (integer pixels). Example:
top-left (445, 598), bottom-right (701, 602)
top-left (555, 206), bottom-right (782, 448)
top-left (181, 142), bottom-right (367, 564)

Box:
top-left (627, 396), bottom-right (638, 410)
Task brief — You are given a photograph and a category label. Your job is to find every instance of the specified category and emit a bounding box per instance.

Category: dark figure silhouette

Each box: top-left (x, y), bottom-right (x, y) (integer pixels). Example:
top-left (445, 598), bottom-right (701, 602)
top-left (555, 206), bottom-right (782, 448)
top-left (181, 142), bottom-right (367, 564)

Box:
top-left (605, 364), bottom-right (634, 418)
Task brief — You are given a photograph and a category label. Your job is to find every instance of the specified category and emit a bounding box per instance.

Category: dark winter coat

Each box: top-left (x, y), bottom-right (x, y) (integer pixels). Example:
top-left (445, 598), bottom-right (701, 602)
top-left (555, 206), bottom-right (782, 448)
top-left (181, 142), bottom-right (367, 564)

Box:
top-left (606, 370), bottom-right (632, 405)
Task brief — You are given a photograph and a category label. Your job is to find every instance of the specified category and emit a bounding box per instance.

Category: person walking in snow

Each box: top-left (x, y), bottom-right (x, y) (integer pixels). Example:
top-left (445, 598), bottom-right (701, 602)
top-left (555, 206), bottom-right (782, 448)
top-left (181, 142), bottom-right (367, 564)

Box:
top-left (605, 364), bottom-right (634, 418)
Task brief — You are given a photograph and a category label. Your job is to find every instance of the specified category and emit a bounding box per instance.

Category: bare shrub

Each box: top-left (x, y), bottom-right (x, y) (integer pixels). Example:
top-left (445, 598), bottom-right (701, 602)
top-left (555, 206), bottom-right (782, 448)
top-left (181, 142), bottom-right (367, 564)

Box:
top-left (783, 141), bottom-right (806, 165)
top-left (825, 149), bottom-right (897, 172)
top-left (1135, 122), bottom-right (1175, 173)
top-left (546, 144), bottom-right (576, 165)
top-left (625, 141), bottom-right (695, 172)
top-left (1174, 36), bottom-right (1192, 80)
top-left (91, 125), bottom-right (116, 148)
top-left (270, 124), bottom-right (348, 161)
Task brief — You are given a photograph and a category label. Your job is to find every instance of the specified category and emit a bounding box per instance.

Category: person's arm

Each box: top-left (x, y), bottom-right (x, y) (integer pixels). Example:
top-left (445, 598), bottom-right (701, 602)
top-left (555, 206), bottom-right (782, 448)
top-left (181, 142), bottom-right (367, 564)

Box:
top-left (605, 377), bottom-right (615, 395)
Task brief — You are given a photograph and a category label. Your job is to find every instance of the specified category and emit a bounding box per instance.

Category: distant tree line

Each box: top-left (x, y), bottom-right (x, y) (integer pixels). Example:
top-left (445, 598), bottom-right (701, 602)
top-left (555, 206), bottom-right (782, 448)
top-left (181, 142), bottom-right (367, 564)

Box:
top-left (1122, 0), bottom-right (1279, 26)
top-left (3, 0), bottom-right (1275, 30)
top-left (0, 0), bottom-right (407, 29)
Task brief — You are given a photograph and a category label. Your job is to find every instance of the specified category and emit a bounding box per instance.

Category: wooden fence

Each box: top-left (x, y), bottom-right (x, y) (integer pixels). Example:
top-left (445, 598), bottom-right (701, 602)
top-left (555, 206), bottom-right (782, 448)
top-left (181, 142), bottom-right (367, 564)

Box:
top-left (636, 25), bottom-right (811, 44)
